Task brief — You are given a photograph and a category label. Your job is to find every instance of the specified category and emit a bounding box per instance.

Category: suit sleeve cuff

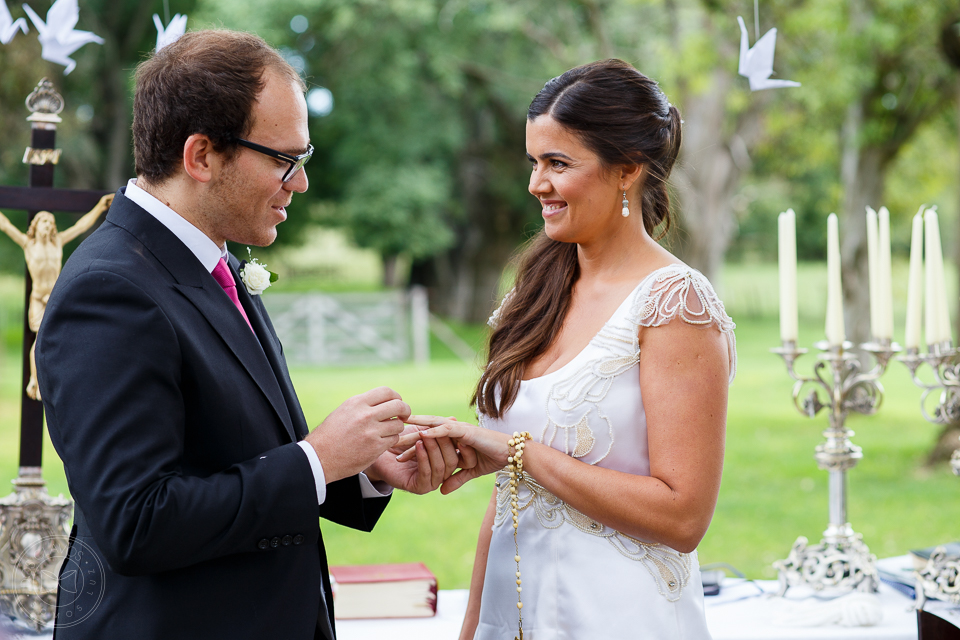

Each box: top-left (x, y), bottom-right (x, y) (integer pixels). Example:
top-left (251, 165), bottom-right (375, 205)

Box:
top-left (296, 441), bottom-right (327, 505)
top-left (358, 473), bottom-right (393, 498)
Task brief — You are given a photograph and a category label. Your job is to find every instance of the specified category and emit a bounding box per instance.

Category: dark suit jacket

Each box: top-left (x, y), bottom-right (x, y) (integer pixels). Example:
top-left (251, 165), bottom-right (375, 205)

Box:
top-left (36, 188), bottom-right (389, 639)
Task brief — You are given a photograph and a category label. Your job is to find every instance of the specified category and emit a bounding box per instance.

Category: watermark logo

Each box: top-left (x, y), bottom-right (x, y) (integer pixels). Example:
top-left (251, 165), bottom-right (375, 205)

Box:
top-left (12, 535), bottom-right (105, 629)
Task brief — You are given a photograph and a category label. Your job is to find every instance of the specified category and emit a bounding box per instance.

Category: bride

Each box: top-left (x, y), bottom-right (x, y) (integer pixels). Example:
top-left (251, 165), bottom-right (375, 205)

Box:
top-left (401, 59), bottom-right (736, 639)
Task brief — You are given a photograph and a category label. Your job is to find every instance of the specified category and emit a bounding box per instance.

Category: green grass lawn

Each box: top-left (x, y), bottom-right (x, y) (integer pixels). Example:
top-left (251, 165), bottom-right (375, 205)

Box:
top-left (1, 264), bottom-right (958, 590)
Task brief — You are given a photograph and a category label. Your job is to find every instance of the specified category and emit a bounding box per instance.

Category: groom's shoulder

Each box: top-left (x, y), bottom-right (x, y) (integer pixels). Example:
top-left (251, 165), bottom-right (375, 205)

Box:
top-left (61, 190), bottom-right (173, 283)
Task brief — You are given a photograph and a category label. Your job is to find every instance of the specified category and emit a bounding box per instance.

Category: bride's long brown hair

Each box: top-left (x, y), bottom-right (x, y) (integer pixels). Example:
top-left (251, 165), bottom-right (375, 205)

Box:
top-left (473, 59), bottom-right (683, 418)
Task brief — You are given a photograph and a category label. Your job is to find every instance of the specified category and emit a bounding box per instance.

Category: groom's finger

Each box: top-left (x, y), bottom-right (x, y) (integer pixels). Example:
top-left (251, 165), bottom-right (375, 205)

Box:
top-left (395, 431), bottom-right (422, 452)
top-left (420, 436), bottom-right (446, 489)
top-left (371, 399), bottom-right (411, 423)
top-left (432, 437), bottom-right (460, 479)
top-left (414, 440), bottom-right (436, 493)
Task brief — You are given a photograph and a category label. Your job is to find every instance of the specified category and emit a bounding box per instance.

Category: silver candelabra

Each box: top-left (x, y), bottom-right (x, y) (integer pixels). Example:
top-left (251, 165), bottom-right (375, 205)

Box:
top-left (898, 341), bottom-right (960, 608)
top-left (771, 338), bottom-right (899, 595)
top-left (898, 342), bottom-right (960, 449)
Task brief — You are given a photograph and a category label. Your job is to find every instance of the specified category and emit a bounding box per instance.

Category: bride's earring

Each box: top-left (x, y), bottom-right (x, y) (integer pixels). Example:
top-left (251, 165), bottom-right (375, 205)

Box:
top-left (621, 191), bottom-right (630, 218)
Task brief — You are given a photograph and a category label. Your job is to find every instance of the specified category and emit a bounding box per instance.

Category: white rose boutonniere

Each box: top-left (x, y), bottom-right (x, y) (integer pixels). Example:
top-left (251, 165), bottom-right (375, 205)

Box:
top-left (239, 249), bottom-right (278, 296)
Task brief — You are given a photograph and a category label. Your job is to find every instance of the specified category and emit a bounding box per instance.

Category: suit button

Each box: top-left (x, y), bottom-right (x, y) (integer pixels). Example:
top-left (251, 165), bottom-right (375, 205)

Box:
top-left (282, 535), bottom-right (292, 546)
top-left (293, 534), bottom-right (304, 545)
top-left (258, 539), bottom-right (269, 550)
top-left (270, 537), bottom-right (280, 548)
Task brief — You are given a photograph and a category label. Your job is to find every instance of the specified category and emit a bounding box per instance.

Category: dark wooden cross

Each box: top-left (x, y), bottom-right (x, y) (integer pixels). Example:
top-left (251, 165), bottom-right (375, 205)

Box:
top-left (0, 98), bottom-right (111, 473)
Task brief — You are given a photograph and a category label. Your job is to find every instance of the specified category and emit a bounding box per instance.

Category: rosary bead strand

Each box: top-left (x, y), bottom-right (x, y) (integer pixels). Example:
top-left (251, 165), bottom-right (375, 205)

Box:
top-left (508, 431), bottom-right (531, 640)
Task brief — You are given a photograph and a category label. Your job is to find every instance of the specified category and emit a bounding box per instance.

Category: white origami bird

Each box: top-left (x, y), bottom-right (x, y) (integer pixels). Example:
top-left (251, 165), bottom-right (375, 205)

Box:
top-left (22, 0), bottom-right (104, 75)
top-left (0, 0), bottom-right (28, 44)
top-left (737, 15), bottom-right (800, 91)
top-left (153, 13), bottom-right (187, 52)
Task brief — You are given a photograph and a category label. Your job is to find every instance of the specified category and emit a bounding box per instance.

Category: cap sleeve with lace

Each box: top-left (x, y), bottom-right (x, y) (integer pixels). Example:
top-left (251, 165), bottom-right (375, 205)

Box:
top-left (487, 287), bottom-right (516, 329)
top-left (628, 266), bottom-right (737, 383)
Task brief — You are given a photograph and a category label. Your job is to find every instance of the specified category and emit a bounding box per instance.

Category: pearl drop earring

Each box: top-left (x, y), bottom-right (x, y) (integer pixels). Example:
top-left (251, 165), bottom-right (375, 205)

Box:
top-left (621, 191), bottom-right (629, 218)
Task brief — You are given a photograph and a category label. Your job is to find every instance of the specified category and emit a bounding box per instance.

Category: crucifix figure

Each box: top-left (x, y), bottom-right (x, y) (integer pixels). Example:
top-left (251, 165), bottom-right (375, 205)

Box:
top-left (0, 193), bottom-right (113, 400)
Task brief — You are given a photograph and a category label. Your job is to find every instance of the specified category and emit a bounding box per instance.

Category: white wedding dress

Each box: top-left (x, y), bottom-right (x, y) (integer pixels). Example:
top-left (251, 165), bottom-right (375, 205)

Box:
top-left (474, 264), bottom-right (737, 640)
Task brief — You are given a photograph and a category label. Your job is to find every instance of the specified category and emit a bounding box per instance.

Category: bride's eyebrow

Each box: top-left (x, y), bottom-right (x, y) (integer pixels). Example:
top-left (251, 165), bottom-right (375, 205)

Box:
top-left (526, 151), bottom-right (575, 162)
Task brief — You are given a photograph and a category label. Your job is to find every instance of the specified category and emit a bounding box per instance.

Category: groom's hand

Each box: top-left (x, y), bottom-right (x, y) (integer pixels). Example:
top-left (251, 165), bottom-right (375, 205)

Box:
top-left (364, 425), bottom-right (461, 494)
top-left (305, 387), bottom-right (410, 484)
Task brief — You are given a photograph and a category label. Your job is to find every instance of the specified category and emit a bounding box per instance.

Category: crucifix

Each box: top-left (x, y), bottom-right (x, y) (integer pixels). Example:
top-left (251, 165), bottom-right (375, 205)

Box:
top-left (0, 78), bottom-right (112, 631)
top-left (0, 194), bottom-right (113, 401)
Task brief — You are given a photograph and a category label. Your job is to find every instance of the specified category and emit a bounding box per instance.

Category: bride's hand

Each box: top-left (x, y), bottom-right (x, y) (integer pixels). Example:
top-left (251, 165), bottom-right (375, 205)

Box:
top-left (390, 417), bottom-right (479, 471)
top-left (397, 415), bottom-right (512, 494)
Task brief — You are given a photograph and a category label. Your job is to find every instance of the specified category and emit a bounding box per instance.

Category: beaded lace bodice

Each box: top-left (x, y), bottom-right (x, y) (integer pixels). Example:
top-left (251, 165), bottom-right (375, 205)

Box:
top-left (481, 264), bottom-right (736, 602)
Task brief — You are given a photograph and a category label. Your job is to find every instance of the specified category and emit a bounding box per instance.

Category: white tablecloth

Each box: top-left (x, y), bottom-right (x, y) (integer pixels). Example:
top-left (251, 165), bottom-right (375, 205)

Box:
top-left (704, 580), bottom-right (918, 640)
top-left (336, 581), bottom-right (939, 640)
top-left (9, 575), bottom-right (956, 639)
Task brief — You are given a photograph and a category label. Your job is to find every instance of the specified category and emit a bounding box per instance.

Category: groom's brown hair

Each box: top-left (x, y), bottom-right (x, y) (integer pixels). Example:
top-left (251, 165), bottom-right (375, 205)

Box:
top-left (132, 29), bottom-right (305, 184)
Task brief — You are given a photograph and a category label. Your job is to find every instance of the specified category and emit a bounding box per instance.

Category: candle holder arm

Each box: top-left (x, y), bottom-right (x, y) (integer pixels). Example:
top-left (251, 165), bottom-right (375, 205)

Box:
top-left (773, 347), bottom-right (832, 418)
top-left (898, 348), bottom-right (960, 425)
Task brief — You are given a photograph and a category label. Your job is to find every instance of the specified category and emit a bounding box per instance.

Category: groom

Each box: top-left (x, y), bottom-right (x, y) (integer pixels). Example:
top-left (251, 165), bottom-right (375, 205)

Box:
top-left (36, 30), bottom-right (456, 640)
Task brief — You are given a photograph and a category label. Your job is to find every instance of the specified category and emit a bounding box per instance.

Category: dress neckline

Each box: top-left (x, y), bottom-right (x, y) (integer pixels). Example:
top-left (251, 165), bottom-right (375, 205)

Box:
top-left (520, 263), bottom-right (686, 384)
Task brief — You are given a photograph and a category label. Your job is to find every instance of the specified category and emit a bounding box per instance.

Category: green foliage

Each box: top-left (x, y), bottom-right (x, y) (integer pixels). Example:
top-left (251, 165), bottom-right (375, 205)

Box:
top-left (335, 162), bottom-right (455, 259)
top-left (732, 0), bottom-right (959, 263)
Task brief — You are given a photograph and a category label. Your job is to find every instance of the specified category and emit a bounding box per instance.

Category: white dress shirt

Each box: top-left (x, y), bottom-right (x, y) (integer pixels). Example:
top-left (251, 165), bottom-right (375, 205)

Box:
top-left (125, 179), bottom-right (391, 505)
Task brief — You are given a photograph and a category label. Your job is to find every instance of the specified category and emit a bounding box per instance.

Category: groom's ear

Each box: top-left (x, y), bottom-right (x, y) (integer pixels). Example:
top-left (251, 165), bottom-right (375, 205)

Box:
top-left (182, 134), bottom-right (217, 184)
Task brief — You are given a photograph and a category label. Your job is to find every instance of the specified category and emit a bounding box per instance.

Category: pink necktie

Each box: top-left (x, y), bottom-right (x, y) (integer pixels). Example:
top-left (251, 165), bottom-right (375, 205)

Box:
top-left (212, 258), bottom-right (254, 332)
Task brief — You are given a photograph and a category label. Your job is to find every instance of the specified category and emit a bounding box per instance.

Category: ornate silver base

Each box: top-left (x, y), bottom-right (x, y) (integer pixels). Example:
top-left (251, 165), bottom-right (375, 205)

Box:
top-left (0, 467), bottom-right (73, 631)
top-left (915, 547), bottom-right (960, 610)
top-left (771, 339), bottom-right (894, 598)
top-left (774, 533), bottom-right (879, 596)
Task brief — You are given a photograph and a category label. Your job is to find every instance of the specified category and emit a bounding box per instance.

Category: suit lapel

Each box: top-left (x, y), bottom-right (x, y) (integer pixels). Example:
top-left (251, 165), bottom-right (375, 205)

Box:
top-left (107, 191), bottom-right (297, 443)
top-left (227, 256), bottom-right (304, 442)
top-left (173, 280), bottom-right (297, 443)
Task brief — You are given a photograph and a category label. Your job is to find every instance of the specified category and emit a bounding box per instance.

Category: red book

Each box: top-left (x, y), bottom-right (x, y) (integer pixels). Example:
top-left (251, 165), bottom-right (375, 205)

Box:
top-left (329, 562), bottom-right (438, 619)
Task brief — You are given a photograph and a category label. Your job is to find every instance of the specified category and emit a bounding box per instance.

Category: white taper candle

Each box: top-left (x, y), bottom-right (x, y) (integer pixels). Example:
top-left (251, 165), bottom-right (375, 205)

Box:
top-left (778, 209), bottom-right (798, 342)
top-left (904, 209), bottom-right (924, 349)
top-left (826, 213), bottom-right (846, 345)
top-left (866, 207), bottom-right (879, 339)
top-left (925, 208), bottom-right (944, 344)
top-left (927, 207), bottom-right (951, 344)
top-left (878, 206), bottom-right (893, 341)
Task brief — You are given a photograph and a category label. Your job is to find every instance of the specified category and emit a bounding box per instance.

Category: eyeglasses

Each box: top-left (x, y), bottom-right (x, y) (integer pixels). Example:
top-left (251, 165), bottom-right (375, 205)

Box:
top-left (234, 138), bottom-right (314, 183)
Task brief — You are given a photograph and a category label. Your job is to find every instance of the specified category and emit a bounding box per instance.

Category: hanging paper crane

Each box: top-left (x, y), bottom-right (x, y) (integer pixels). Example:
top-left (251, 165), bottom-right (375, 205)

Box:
top-left (737, 15), bottom-right (800, 91)
top-left (0, 0), bottom-right (27, 44)
top-left (22, 0), bottom-right (103, 74)
top-left (153, 13), bottom-right (187, 52)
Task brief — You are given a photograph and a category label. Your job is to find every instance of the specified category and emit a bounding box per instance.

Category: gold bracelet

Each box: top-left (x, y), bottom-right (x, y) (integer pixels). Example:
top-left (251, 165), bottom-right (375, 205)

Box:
top-left (507, 431), bottom-right (531, 640)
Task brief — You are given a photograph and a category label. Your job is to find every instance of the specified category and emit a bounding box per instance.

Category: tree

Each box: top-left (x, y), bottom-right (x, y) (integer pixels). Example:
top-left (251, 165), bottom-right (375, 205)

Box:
top-left (192, 0), bottom-right (957, 331)
top-left (203, 0), bottom-right (587, 318)
top-left (775, 1), bottom-right (957, 342)
top-left (202, 0), bottom-right (752, 319)
top-left (659, 0), bottom-right (779, 283)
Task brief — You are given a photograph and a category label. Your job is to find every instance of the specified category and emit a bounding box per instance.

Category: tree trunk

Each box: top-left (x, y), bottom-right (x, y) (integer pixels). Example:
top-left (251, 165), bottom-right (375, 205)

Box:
top-left (926, 425), bottom-right (960, 467)
top-left (955, 80), bottom-right (960, 342)
top-left (672, 69), bottom-right (755, 284)
top-left (382, 253), bottom-right (399, 288)
top-left (428, 73), bottom-right (531, 323)
top-left (104, 64), bottom-right (132, 191)
top-left (432, 159), bottom-right (526, 323)
top-left (839, 102), bottom-right (886, 344)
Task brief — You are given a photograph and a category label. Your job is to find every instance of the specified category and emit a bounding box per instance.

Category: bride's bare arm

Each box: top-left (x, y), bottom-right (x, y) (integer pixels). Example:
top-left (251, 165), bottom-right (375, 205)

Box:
top-left (459, 490), bottom-right (496, 640)
top-left (521, 317), bottom-right (728, 552)
top-left (403, 316), bottom-right (729, 553)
